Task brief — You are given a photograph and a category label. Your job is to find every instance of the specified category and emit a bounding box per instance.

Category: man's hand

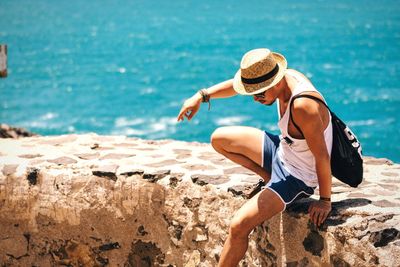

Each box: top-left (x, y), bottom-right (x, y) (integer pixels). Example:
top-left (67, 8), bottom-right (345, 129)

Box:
top-left (177, 94), bottom-right (202, 122)
top-left (308, 200), bottom-right (331, 226)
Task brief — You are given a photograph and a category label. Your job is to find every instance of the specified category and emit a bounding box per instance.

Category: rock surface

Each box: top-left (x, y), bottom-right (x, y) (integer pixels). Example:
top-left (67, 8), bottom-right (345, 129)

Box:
top-left (0, 124), bottom-right (38, 139)
top-left (0, 133), bottom-right (399, 266)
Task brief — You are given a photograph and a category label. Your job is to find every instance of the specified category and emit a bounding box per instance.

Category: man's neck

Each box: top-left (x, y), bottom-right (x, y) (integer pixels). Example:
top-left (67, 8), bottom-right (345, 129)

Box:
top-left (277, 75), bottom-right (292, 105)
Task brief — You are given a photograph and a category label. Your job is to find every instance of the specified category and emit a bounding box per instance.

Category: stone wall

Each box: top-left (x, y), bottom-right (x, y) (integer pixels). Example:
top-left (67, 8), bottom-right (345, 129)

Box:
top-left (0, 134), bottom-right (399, 266)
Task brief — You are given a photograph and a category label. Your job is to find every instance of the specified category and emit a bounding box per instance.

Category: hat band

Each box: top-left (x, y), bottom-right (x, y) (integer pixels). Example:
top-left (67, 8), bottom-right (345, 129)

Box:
top-left (241, 64), bottom-right (279, 85)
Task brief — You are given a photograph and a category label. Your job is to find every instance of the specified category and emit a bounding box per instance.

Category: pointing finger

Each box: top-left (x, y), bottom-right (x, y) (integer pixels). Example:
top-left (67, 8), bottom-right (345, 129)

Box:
top-left (178, 106), bottom-right (191, 122)
top-left (177, 108), bottom-right (186, 122)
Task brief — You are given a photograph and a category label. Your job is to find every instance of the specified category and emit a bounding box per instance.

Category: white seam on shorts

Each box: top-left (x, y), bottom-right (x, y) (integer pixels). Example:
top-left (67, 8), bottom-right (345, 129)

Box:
top-left (261, 131), bottom-right (265, 168)
top-left (266, 187), bottom-right (287, 211)
top-left (285, 190), bottom-right (313, 206)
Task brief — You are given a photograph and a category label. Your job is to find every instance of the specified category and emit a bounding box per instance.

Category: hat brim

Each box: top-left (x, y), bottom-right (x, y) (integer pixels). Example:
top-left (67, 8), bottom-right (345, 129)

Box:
top-left (233, 52), bottom-right (287, 95)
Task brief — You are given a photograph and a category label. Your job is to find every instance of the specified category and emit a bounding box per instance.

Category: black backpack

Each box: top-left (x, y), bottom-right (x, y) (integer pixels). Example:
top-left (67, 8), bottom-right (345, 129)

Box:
top-left (289, 94), bottom-right (363, 188)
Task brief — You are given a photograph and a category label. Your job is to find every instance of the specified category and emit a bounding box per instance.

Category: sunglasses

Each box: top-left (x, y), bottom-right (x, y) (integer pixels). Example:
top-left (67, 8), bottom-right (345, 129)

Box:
top-left (253, 91), bottom-right (266, 98)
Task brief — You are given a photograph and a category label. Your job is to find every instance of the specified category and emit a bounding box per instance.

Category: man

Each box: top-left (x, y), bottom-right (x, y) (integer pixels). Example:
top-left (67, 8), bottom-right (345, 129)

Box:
top-left (177, 48), bottom-right (332, 266)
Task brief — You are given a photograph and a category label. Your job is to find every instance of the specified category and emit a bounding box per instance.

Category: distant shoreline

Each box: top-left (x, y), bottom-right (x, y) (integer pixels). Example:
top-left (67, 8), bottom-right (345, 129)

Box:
top-left (0, 123), bottom-right (38, 138)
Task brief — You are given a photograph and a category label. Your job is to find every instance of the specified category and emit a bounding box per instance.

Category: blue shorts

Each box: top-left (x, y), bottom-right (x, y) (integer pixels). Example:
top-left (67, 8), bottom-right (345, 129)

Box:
top-left (261, 131), bottom-right (315, 210)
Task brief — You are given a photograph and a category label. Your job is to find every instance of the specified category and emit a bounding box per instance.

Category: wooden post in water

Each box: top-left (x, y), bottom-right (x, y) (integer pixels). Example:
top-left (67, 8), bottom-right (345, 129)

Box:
top-left (0, 44), bottom-right (7, 78)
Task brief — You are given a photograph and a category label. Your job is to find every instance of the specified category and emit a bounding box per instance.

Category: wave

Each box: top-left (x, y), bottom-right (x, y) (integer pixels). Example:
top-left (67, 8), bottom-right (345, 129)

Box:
top-left (112, 116), bottom-right (177, 138)
top-left (215, 116), bottom-right (249, 126)
top-left (114, 117), bottom-right (145, 128)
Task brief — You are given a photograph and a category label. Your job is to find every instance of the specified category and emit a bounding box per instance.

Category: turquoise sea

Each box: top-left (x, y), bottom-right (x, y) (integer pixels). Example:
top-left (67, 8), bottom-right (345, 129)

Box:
top-left (0, 0), bottom-right (399, 162)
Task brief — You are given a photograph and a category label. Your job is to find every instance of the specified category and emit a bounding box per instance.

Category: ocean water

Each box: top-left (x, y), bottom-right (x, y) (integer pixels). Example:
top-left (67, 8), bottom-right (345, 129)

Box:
top-left (0, 0), bottom-right (399, 162)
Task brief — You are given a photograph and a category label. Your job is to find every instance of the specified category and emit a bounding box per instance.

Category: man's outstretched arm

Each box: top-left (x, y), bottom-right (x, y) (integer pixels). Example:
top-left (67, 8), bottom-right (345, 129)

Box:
top-left (177, 79), bottom-right (237, 122)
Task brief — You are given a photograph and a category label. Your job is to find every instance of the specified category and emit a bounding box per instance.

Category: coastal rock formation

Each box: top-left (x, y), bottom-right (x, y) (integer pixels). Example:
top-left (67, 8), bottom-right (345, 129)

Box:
top-left (0, 134), bottom-right (399, 266)
top-left (0, 124), bottom-right (38, 139)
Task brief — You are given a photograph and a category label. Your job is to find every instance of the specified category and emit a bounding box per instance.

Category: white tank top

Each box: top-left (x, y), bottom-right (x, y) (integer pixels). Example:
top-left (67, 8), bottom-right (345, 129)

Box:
top-left (276, 70), bottom-right (333, 187)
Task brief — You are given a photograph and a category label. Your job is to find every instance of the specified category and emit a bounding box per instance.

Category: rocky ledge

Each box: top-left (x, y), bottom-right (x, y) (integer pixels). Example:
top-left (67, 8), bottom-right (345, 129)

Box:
top-left (0, 124), bottom-right (38, 139)
top-left (0, 133), bottom-right (399, 266)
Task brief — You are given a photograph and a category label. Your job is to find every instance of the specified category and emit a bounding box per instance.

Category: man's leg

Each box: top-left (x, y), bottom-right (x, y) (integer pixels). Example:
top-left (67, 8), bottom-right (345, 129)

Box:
top-left (210, 126), bottom-right (270, 181)
top-left (218, 188), bottom-right (285, 266)
top-left (210, 126), bottom-right (283, 265)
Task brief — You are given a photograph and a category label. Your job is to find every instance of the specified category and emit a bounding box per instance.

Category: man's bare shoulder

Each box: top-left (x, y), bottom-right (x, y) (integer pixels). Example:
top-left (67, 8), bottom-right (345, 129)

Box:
top-left (292, 97), bottom-right (320, 116)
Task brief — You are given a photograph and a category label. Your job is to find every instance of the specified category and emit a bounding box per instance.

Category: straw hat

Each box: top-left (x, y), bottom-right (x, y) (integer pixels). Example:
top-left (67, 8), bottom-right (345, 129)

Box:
top-left (233, 48), bottom-right (287, 95)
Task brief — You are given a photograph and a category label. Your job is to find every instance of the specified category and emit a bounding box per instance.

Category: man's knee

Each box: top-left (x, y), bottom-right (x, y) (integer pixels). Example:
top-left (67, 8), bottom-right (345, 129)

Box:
top-left (210, 127), bottom-right (231, 151)
top-left (229, 215), bottom-right (252, 239)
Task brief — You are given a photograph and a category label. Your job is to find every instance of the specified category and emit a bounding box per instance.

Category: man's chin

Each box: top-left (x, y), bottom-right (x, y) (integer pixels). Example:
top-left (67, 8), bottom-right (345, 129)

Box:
top-left (262, 100), bottom-right (275, 106)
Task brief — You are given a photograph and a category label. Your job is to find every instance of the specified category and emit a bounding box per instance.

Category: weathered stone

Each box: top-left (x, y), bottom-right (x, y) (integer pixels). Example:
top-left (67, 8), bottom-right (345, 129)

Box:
top-left (364, 157), bottom-right (393, 165)
top-left (0, 235), bottom-right (27, 259)
top-left (182, 163), bottom-right (216, 171)
top-left (227, 185), bottom-right (253, 198)
top-left (302, 227), bottom-right (324, 256)
top-left (90, 143), bottom-right (99, 149)
top-left (120, 169), bottom-right (144, 176)
top-left (185, 250), bottom-right (201, 267)
top-left (143, 170), bottom-right (170, 182)
top-left (173, 149), bottom-right (191, 154)
top-left (29, 159), bottom-right (46, 165)
top-left (126, 241), bottom-right (165, 266)
top-left (74, 152), bottom-right (100, 160)
top-left (167, 221), bottom-right (183, 244)
top-left (26, 167), bottom-right (39, 185)
top-left (149, 154), bottom-right (163, 158)
top-left (372, 200), bottom-right (398, 207)
top-left (92, 136), bottom-right (116, 142)
top-left (252, 221), bottom-right (280, 266)
top-left (18, 153), bottom-right (43, 159)
top-left (330, 255), bottom-right (351, 267)
top-left (193, 226), bottom-right (208, 242)
top-left (242, 176), bottom-right (263, 184)
top-left (381, 171), bottom-right (399, 177)
top-left (369, 228), bottom-right (400, 247)
top-left (287, 257), bottom-right (310, 267)
top-left (198, 152), bottom-right (223, 160)
top-left (137, 225), bottom-right (148, 236)
top-left (113, 142), bottom-right (138, 147)
top-left (100, 153), bottom-right (135, 160)
top-left (210, 159), bottom-right (235, 166)
top-left (223, 166), bottom-right (255, 175)
top-left (191, 174), bottom-right (230, 186)
top-left (135, 147), bottom-right (156, 151)
top-left (183, 197), bottom-right (202, 209)
top-left (63, 240), bottom-right (96, 266)
top-left (93, 146), bottom-right (114, 151)
top-left (2, 164), bottom-right (18, 176)
top-left (176, 154), bottom-right (191, 160)
top-left (0, 123), bottom-right (37, 138)
top-left (38, 135), bottom-right (77, 145)
top-left (370, 188), bottom-right (397, 196)
top-left (92, 164), bottom-right (119, 181)
top-left (145, 159), bottom-right (182, 168)
top-left (48, 156), bottom-right (78, 165)
top-left (169, 173), bottom-right (184, 188)
top-left (347, 192), bottom-right (376, 198)
top-left (98, 242), bottom-right (120, 251)
top-left (377, 183), bottom-right (399, 191)
top-left (0, 134), bottom-right (399, 266)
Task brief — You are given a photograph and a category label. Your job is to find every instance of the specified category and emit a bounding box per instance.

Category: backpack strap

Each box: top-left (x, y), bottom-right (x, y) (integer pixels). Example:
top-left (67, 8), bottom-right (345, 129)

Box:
top-left (289, 94), bottom-right (332, 136)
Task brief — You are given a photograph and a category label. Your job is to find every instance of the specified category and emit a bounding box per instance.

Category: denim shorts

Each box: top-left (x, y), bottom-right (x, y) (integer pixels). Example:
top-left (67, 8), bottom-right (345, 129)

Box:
top-left (261, 131), bottom-right (315, 210)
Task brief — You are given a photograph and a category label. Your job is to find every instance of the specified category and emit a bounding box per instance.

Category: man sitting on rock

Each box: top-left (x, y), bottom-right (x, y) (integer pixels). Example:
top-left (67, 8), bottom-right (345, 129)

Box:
top-left (177, 48), bottom-right (332, 266)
